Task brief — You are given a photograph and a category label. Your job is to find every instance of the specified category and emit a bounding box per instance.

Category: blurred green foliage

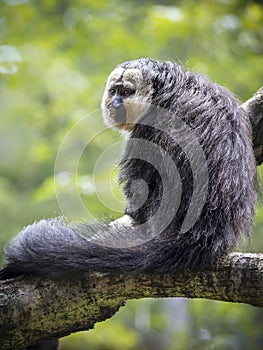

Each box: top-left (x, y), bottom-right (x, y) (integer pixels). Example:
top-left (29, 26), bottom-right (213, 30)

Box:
top-left (0, 0), bottom-right (262, 349)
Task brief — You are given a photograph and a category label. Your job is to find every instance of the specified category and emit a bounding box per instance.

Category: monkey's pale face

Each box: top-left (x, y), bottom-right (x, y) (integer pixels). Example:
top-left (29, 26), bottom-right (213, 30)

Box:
top-left (101, 67), bottom-right (153, 131)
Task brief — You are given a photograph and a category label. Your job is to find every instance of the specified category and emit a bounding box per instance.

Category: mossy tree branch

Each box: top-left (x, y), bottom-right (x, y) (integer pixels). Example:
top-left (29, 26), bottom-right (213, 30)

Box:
top-left (245, 85), bottom-right (263, 165)
top-left (0, 252), bottom-right (262, 350)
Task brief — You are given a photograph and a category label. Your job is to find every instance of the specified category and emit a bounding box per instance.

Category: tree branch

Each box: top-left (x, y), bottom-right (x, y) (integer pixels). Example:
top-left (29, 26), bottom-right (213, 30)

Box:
top-left (0, 86), bottom-right (263, 350)
top-left (243, 86), bottom-right (263, 165)
top-left (0, 252), bottom-right (262, 350)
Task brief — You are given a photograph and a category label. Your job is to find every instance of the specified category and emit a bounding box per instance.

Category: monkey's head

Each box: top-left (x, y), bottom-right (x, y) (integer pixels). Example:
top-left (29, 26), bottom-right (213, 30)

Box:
top-left (101, 61), bottom-right (154, 131)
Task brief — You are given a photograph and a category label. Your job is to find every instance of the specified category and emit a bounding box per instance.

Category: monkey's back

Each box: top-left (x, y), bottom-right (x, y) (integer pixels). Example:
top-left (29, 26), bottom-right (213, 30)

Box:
top-left (118, 59), bottom-right (257, 270)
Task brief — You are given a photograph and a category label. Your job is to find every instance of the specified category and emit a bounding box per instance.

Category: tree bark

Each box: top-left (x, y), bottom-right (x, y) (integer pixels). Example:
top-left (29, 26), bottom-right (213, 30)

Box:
top-left (244, 86), bottom-right (263, 165)
top-left (0, 86), bottom-right (262, 350)
top-left (0, 252), bottom-right (262, 350)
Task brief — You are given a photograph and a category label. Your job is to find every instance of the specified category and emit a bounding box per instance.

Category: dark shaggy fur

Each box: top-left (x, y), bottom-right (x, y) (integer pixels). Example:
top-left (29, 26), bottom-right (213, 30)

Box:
top-left (1, 58), bottom-right (257, 280)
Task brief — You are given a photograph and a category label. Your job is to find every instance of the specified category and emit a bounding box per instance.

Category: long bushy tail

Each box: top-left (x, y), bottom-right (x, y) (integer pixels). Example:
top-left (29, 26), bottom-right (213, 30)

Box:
top-left (0, 218), bottom-right (155, 279)
top-left (0, 215), bottom-right (231, 280)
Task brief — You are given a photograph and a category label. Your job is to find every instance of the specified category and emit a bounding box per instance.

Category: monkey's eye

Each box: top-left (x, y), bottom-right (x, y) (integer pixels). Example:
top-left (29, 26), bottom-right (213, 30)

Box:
top-left (109, 88), bottom-right (116, 96)
top-left (123, 89), bottom-right (135, 97)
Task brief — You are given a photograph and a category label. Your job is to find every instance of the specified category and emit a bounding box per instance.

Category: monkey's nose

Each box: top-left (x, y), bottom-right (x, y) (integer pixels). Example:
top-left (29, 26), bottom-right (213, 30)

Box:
top-left (109, 104), bottom-right (126, 124)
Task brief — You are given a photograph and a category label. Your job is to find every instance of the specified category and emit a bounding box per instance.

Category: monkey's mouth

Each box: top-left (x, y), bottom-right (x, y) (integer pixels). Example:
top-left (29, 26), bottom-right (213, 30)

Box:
top-left (108, 105), bottom-right (127, 124)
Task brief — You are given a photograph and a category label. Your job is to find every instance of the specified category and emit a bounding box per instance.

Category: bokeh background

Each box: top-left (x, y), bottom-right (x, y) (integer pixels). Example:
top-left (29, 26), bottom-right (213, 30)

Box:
top-left (0, 0), bottom-right (262, 349)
